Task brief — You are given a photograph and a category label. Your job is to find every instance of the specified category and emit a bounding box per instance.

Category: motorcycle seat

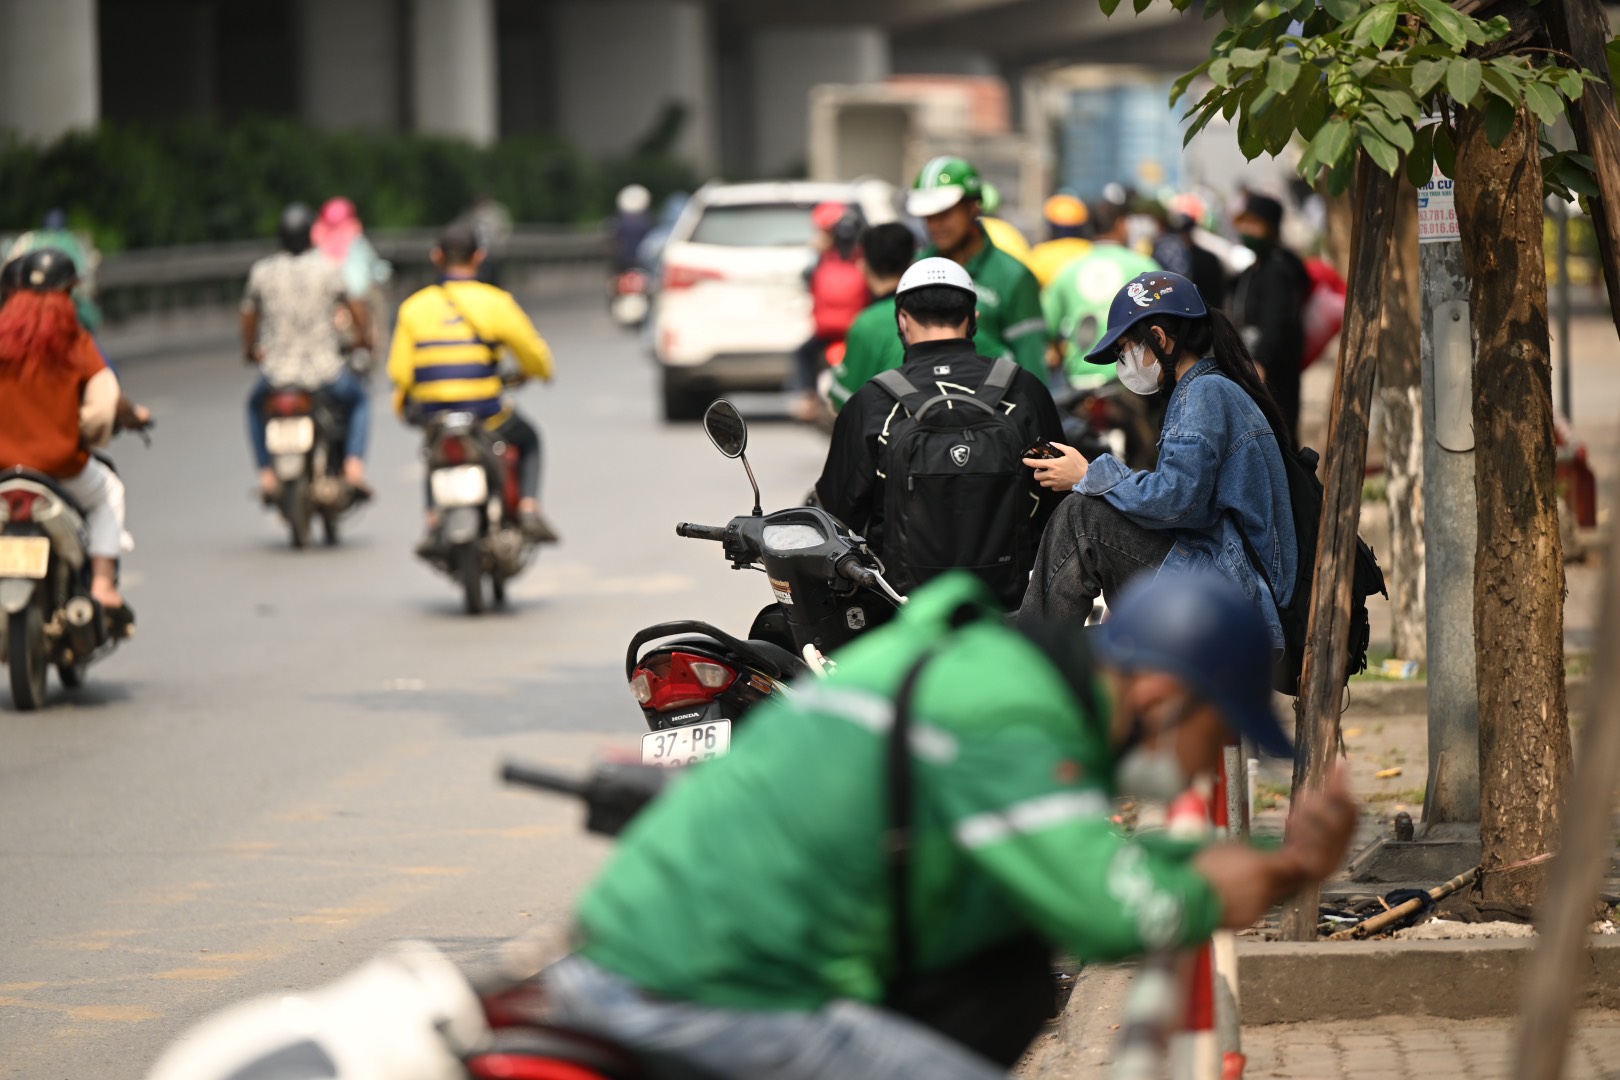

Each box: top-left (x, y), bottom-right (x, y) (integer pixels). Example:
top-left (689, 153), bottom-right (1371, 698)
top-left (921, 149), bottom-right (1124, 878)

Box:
top-left (0, 466), bottom-right (88, 518)
top-left (744, 638), bottom-right (803, 678)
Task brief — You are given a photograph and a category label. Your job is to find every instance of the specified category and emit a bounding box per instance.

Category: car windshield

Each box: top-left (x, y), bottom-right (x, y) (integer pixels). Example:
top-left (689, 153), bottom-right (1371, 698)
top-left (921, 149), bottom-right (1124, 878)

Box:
top-left (688, 204), bottom-right (818, 247)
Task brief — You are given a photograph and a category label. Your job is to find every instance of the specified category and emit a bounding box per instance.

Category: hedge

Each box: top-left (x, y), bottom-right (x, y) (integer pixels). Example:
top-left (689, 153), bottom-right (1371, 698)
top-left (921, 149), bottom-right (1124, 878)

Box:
top-left (0, 118), bottom-right (702, 253)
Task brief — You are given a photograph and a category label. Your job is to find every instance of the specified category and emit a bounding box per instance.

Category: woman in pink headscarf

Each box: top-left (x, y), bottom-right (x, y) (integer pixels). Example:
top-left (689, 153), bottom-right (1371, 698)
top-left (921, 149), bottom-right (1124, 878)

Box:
top-left (312, 197), bottom-right (392, 361)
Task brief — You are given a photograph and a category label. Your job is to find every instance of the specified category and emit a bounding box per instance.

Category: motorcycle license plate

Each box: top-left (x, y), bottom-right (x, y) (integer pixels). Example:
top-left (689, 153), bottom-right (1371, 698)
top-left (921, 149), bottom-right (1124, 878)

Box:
top-left (265, 416), bottom-right (315, 455)
top-left (0, 536), bottom-right (50, 579)
top-left (430, 465), bottom-right (489, 508)
top-left (641, 721), bottom-right (732, 766)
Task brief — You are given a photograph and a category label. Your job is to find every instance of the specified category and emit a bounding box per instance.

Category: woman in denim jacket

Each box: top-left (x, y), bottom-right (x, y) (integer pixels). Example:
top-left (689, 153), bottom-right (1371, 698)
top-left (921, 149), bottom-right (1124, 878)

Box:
top-left (1017, 271), bottom-right (1297, 650)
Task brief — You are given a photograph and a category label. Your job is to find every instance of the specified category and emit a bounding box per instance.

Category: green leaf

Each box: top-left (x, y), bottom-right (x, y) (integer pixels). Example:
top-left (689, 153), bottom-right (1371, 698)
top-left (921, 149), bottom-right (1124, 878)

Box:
top-left (1266, 54), bottom-right (1302, 93)
top-left (1406, 124), bottom-right (1436, 185)
top-left (1100, 0), bottom-right (1123, 16)
top-left (1523, 81), bottom-right (1564, 126)
top-left (1410, 0), bottom-right (1469, 50)
top-left (1432, 121), bottom-right (1457, 177)
top-left (1411, 59), bottom-right (1448, 98)
top-left (1557, 69), bottom-right (1586, 102)
top-left (1308, 117), bottom-right (1354, 173)
top-left (1564, 163), bottom-right (1602, 198)
top-left (1297, 91), bottom-right (1331, 139)
top-left (1365, 107), bottom-right (1416, 152)
top-left (1609, 36), bottom-right (1620, 90)
top-left (1183, 99), bottom-right (1224, 145)
top-left (1483, 95), bottom-right (1518, 146)
top-left (1210, 57), bottom-right (1234, 87)
top-left (1447, 58), bottom-right (1483, 106)
top-left (1477, 14), bottom-right (1512, 41)
top-left (1229, 47), bottom-right (1269, 69)
top-left (1356, 2), bottom-right (1400, 47)
top-left (1370, 85), bottom-right (1423, 122)
top-left (1321, 0), bottom-right (1361, 21)
top-left (1480, 63), bottom-right (1521, 103)
top-left (1171, 61), bottom-right (1211, 106)
top-left (1357, 125), bottom-right (1402, 174)
top-left (1223, 0), bottom-right (1262, 24)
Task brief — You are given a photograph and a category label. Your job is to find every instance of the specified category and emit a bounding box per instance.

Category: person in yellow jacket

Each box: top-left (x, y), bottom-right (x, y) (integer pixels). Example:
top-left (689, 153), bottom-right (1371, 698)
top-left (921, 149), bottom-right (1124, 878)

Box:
top-left (1027, 194), bottom-right (1093, 287)
top-left (389, 222), bottom-right (559, 542)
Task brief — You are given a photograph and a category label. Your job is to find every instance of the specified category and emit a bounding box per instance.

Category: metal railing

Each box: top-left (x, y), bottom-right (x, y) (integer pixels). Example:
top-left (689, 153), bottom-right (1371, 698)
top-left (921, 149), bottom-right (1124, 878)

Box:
top-left (93, 224), bottom-right (609, 321)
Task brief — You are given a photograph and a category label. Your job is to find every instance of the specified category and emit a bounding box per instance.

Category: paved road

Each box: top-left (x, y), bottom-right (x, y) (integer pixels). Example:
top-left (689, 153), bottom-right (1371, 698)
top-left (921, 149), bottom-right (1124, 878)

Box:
top-left (0, 296), bottom-right (829, 1077)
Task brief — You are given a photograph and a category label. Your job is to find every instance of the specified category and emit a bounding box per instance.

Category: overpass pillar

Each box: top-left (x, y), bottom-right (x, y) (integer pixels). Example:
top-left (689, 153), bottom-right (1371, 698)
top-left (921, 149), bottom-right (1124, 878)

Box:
top-left (0, 0), bottom-right (99, 143)
top-left (751, 26), bottom-right (889, 178)
top-left (554, 1), bottom-right (717, 171)
top-left (410, 0), bottom-right (498, 145)
top-left (299, 0), bottom-right (402, 131)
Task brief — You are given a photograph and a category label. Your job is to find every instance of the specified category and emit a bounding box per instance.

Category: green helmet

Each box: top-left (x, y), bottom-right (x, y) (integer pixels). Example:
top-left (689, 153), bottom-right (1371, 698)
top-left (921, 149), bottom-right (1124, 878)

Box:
top-left (908, 156), bottom-right (983, 218)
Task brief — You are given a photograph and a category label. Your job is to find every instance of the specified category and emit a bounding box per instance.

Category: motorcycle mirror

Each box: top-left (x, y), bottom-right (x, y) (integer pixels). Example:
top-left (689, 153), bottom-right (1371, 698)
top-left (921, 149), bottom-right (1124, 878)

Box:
top-left (702, 399), bottom-right (762, 517)
top-left (702, 399), bottom-right (748, 458)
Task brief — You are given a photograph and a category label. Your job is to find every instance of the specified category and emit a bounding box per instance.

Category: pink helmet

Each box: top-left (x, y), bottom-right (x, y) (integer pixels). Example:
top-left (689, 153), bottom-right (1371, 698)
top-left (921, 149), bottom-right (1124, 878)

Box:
top-left (319, 197), bottom-right (359, 228)
top-left (812, 202), bottom-right (848, 232)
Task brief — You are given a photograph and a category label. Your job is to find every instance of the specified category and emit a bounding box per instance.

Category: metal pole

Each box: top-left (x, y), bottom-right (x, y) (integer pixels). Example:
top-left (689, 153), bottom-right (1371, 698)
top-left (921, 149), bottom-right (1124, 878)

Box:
top-left (1417, 168), bottom-right (1482, 829)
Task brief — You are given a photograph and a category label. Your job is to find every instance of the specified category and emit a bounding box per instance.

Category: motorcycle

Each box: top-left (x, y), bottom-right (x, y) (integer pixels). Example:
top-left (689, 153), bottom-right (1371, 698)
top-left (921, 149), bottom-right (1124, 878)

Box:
top-left (0, 469), bottom-right (127, 710)
top-left (262, 385), bottom-right (364, 549)
top-left (626, 399), bottom-right (904, 767)
top-left (417, 406), bottom-right (537, 616)
top-left (608, 267), bottom-right (651, 329)
top-left (1054, 380), bottom-right (1162, 472)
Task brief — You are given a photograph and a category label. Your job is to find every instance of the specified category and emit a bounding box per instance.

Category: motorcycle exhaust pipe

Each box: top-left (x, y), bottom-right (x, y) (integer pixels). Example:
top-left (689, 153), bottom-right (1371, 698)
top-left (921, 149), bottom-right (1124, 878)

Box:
top-left (61, 595), bottom-right (102, 663)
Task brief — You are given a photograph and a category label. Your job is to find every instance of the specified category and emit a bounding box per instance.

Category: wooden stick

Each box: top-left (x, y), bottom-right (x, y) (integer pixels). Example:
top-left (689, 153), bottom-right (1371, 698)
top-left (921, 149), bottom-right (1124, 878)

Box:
top-left (1279, 158), bottom-right (1402, 941)
top-left (1326, 867), bottom-right (1481, 941)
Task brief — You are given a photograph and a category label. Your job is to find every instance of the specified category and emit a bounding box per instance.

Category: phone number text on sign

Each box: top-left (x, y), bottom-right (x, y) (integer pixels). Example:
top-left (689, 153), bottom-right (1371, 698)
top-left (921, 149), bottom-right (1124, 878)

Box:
top-left (1418, 168), bottom-right (1460, 245)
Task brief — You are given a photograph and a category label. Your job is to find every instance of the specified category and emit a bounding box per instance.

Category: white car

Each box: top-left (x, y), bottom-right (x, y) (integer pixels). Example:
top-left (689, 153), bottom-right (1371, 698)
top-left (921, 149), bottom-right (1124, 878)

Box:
top-left (650, 179), bottom-right (900, 421)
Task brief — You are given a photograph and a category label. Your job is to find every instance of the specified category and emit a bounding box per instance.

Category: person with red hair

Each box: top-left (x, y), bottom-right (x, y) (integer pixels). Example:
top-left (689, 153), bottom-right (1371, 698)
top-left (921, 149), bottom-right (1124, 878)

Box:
top-left (0, 248), bottom-right (129, 613)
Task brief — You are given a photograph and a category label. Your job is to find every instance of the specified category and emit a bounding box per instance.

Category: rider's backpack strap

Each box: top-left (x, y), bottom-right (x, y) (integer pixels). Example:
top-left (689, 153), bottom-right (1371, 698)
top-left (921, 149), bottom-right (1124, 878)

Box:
top-left (873, 369), bottom-right (933, 417)
top-left (975, 356), bottom-right (1018, 411)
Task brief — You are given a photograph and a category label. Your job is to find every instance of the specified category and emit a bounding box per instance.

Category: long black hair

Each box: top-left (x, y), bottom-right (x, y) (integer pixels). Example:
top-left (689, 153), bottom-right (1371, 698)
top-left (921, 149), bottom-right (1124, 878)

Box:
top-left (1125, 309), bottom-right (1294, 452)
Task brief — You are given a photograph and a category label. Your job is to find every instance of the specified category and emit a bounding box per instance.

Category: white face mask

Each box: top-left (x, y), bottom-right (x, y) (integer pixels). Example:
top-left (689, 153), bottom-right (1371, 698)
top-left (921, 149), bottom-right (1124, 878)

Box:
top-left (1115, 746), bottom-right (1190, 802)
top-left (1117, 340), bottom-right (1162, 396)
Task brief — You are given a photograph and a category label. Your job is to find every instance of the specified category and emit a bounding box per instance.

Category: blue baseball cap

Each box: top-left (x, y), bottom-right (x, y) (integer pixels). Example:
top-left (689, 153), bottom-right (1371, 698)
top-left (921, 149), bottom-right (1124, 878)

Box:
top-left (1095, 569), bottom-right (1292, 758)
top-left (1084, 271), bottom-right (1208, 363)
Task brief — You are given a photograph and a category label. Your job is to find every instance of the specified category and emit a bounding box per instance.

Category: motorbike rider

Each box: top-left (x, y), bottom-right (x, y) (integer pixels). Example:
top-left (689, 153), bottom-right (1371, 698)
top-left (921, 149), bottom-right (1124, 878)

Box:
top-left (541, 568), bottom-right (1357, 1080)
top-left (1042, 196), bottom-right (1159, 388)
top-left (791, 202), bottom-right (869, 422)
top-left (0, 249), bottom-right (131, 619)
top-left (815, 257), bottom-right (1064, 574)
top-left (908, 156), bottom-right (1047, 380)
top-left (610, 184), bottom-right (654, 275)
top-left (1026, 194), bottom-right (1093, 289)
top-left (242, 203), bottom-right (374, 502)
top-left (388, 221), bottom-right (559, 545)
top-left (1019, 271), bottom-right (1297, 654)
top-left (825, 222), bottom-right (917, 411)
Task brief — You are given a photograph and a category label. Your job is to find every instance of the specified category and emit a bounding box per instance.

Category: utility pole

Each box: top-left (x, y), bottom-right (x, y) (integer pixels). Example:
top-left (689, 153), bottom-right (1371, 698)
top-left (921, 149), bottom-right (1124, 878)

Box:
top-left (1416, 164), bottom-right (1481, 830)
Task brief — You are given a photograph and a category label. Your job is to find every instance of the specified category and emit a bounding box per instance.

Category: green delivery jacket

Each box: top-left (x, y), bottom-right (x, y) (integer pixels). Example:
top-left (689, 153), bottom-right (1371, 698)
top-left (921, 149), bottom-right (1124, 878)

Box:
top-left (576, 573), bottom-right (1224, 1011)
top-left (921, 226), bottom-right (1048, 381)
top-left (828, 293), bottom-right (903, 413)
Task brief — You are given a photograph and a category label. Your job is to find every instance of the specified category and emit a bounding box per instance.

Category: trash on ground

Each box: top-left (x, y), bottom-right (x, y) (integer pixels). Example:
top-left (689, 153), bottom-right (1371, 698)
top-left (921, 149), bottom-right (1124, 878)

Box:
top-left (1381, 659), bottom-right (1421, 679)
top-left (1375, 766), bottom-right (1403, 779)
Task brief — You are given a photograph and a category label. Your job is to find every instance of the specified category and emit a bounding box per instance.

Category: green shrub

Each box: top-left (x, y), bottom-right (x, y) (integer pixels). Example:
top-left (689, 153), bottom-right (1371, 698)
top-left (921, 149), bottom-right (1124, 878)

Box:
top-left (0, 119), bottom-right (702, 253)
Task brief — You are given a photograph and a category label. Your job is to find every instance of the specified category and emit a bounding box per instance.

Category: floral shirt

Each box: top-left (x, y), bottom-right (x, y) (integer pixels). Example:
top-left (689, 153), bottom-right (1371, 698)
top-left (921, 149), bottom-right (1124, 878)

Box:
top-left (242, 250), bottom-right (347, 388)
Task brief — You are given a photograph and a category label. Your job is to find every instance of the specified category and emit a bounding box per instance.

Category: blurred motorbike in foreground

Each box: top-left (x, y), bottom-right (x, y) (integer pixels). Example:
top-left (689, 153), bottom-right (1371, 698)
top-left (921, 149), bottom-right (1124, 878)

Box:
top-left (262, 385), bottom-right (365, 548)
top-left (626, 399), bottom-right (904, 766)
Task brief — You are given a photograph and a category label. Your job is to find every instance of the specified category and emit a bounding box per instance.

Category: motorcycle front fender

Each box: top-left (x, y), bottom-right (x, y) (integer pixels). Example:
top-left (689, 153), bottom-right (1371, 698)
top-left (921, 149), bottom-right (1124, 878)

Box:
top-left (0, 578), bottom-right (37, 614)
top-left (442, 507), bottom-right (482, 545)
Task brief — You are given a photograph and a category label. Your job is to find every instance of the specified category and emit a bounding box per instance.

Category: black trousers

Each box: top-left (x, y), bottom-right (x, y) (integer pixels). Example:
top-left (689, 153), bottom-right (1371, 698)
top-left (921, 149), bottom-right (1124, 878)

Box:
top-left (1017, 492), bottom-right (1175, 623)
top-left (422, 409), bottom-right (542, 508)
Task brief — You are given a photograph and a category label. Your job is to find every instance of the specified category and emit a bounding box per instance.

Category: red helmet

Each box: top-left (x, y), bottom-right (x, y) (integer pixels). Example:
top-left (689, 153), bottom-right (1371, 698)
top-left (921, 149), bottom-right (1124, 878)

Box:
top-left (812, 201), bottom-right (848, 232)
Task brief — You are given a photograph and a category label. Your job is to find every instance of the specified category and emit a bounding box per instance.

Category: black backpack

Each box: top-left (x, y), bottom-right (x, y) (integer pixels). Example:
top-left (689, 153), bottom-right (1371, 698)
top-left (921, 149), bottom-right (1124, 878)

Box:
top-left (1243, 443), bottom-right (1387, 695)
top-left (873, 358), bottom-right (1035, 609)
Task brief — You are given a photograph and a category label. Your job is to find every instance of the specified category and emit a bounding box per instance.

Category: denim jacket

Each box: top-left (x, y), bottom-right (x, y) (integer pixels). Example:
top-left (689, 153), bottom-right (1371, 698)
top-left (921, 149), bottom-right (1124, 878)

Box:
top-left (1077, 357), bottom-right (1297, 648)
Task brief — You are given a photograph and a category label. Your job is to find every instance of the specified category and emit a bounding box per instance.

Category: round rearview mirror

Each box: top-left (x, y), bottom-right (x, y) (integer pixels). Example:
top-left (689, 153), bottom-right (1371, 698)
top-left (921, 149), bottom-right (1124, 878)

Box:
top-left (703, 399), bottom-right (748, 459)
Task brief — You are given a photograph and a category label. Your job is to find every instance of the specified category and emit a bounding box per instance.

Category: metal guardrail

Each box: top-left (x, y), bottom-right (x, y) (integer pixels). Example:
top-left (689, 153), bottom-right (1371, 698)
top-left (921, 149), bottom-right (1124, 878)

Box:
top-left (93, 224), bottom-right (609, 319)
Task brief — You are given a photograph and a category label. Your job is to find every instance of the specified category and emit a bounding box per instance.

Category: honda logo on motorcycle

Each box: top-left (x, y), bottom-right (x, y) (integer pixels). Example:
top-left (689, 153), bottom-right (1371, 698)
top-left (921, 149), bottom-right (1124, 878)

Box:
top-left (950, 444), bottom-right (970, 467)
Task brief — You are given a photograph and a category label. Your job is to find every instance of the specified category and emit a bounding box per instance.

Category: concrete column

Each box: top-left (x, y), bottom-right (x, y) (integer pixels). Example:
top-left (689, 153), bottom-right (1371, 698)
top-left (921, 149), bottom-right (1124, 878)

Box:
top-left (751, 26), bottom-right (889, 178)
top-left (411, 0), bottom-right (497, 145)
top-left (0, 0), bottom-right (99, 142)
top-left (299, 0), bottom-right (402, 131)
top-left (554, 1), bottom-right (717, 171)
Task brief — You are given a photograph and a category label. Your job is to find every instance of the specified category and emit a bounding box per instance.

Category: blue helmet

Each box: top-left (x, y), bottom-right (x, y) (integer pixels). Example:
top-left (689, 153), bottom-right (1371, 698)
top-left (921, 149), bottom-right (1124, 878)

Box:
top-left (1085, 270), bottom-right (1208, 363)
top-left (1095, 569), bottom-right (1292, 758)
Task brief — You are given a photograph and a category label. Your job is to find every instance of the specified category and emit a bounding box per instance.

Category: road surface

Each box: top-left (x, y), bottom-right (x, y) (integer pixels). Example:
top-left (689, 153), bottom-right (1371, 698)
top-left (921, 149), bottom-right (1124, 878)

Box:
top-left (0, 294), bottom-right (829, 1077)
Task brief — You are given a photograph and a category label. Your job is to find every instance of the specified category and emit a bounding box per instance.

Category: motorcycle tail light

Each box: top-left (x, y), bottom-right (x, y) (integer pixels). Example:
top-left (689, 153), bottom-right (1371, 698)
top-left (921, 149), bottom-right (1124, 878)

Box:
top-left (631, 651), bottom-right (738, 712)
top-left (663, 264), bottom-right (724, 290)
top-left (441, 437), bottom-right (471, 466)
top-left (268, 391), bottom-right (312, 417)
top-left (0, 489), bottom-right (40, 523)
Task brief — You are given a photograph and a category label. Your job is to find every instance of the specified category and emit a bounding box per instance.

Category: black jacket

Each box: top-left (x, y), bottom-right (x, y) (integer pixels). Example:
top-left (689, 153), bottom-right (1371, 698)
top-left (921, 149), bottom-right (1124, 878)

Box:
top-left (814, 338), bottom-right (1066, 561)
top-left (1229, 245), bottom-right (1310, 438)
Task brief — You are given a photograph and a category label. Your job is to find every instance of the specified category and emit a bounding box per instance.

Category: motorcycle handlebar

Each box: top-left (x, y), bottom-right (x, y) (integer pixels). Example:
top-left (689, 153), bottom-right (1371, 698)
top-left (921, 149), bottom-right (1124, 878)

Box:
top-left (499, 761), bottom-right (587, 799)
top-left (675, 522), bottom-right (729, 542)
top-left (837, 556), bottom-right (879, 589)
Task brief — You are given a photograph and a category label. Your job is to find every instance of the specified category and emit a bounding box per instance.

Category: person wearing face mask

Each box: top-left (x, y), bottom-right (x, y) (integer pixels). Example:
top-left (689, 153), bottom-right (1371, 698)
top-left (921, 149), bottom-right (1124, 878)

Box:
top-left (535, 568), bottom-right (1356, 1080)
top-left (1227, 192), bottom-right (1310, 441)
top-left (1018, 271), bottom-right (1297, 659)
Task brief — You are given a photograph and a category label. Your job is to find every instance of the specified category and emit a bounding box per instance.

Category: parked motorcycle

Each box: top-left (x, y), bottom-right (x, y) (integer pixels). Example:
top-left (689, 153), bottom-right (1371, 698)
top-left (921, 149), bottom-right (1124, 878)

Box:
top-left (626, 399), bottom-right (904, 766)
top-left (417, 408), bottom-right (537, 615)
top-left (1054, 380), bottom-right (1161, 471)
top-left (262, 385), bottom-right (364, 548)
top-left (0, 469), bottom-right (128, 710)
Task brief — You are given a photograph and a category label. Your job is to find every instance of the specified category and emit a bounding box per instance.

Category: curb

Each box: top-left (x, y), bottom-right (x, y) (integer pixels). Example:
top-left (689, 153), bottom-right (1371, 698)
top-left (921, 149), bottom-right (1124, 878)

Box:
top-left (1238, 937), bottom-right (1620, 1024)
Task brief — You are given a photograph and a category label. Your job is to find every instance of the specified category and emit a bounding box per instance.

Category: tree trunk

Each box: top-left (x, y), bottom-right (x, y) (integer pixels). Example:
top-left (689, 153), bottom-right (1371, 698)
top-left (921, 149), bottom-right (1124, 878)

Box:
top-left (1379, 184), bottom-right (1426, 663)
top-left (1454, 103), bottom-right (1572, 910)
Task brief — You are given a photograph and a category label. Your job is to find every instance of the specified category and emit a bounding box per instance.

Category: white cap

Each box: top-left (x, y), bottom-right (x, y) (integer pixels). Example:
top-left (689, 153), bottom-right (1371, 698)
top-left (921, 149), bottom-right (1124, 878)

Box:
top-left (906, 185), bottom-right (966, 218)
top-left (617, 184), bottom-right (651, 215)
top-left (896, 256), bottom-right (977, 298)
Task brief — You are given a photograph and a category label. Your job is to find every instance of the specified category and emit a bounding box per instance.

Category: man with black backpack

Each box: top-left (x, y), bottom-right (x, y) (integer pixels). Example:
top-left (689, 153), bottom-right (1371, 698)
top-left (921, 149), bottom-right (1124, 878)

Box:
top-left (815, 258), bottom-right (1065, 610)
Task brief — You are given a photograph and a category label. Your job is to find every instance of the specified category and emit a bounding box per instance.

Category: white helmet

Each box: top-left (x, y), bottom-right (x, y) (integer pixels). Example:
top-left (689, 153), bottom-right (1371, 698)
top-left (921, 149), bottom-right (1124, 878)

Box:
top-left (616, 184), bottom-right (651, 215)
top-left (145, 942), bottom-right (489, 1080)
top-left (896, 256), bottom-right (977, 300)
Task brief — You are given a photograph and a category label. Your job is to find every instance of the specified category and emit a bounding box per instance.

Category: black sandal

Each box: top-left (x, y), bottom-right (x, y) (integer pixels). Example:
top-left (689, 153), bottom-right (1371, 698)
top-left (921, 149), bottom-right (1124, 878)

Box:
top-left (105, 603), bottom-right (136, 639)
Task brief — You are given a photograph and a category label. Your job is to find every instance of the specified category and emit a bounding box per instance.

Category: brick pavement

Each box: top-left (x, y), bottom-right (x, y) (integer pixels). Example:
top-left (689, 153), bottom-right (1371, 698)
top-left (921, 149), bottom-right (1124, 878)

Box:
top-left (1241, 1012), bottom-right (1620, 1079)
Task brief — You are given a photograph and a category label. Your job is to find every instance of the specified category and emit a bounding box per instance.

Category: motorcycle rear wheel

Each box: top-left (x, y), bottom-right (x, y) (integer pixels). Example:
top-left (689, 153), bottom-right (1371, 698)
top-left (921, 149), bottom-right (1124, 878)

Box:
top-left (282, 477), bottom-right (313, 549)
top-left (458, 544), bottom-right (484, 615)
top-left (320, 509), bottom-right (341, 547)
top-left (7, 607), bottom-right (48, 711)
top-left (491, 573), bottom-right (506, 609)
